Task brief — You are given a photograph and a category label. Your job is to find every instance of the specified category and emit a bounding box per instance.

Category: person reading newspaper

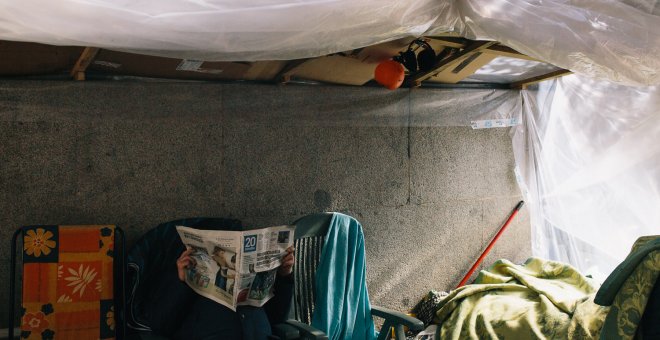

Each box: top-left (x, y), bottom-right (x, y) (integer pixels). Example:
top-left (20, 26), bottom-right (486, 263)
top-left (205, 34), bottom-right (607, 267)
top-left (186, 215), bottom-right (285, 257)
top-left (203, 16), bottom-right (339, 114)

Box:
top-left (145, 244), bottom-right (295, 340)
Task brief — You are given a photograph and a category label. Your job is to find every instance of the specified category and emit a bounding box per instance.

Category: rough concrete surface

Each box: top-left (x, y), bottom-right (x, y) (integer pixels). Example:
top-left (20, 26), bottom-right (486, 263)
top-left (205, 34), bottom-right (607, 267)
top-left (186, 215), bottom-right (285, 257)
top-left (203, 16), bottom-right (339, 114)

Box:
top-left (0, 81), bottom-right (530, 328)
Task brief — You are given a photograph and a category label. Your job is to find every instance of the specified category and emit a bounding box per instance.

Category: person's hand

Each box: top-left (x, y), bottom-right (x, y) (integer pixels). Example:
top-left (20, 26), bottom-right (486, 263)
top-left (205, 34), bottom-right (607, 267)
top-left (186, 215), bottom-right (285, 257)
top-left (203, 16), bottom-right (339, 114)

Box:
top-left (277, 246), bottom-right (295, 277)
top-left (176, 248), bottom-right (196, 282)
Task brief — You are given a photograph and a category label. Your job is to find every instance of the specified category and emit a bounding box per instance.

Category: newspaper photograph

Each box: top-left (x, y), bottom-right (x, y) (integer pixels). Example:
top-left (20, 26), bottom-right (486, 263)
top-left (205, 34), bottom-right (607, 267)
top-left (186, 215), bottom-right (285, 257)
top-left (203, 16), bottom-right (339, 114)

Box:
top-left (176, 225), bottom-right (295, 311)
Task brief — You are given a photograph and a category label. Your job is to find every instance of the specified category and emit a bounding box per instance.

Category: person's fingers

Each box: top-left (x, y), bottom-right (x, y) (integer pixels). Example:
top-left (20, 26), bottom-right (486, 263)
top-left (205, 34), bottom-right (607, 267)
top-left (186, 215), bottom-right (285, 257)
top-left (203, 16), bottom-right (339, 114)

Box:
top-left (281, 253), bottom-right (294, 268)
top-left (177, 248), bottom-right (194, 282)
top-left (177, 248), bottom-right (194, 261)
top-left (178, 256), bottom-right (197, 268)
top-left (178, 258), bottom-right (191, 268)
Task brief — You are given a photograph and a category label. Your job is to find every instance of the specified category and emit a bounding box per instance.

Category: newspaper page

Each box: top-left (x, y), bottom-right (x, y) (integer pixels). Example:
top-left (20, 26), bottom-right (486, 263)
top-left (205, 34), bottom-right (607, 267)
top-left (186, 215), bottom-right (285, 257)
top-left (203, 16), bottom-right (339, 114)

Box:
top-left (176, 225), bottom-right (295, 311)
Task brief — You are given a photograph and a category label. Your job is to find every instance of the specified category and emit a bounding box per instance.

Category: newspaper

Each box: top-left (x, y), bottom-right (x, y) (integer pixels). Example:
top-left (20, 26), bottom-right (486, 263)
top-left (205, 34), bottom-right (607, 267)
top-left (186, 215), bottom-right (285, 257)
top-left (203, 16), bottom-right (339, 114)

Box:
top-left (176, 225), bottom-right (295, 311)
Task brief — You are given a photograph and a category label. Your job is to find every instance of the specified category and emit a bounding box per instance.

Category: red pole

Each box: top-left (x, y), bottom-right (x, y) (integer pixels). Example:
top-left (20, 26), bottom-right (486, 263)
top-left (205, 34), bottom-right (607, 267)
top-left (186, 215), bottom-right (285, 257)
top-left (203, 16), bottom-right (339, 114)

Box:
top-left (456, 201), bottom-right (525, 288)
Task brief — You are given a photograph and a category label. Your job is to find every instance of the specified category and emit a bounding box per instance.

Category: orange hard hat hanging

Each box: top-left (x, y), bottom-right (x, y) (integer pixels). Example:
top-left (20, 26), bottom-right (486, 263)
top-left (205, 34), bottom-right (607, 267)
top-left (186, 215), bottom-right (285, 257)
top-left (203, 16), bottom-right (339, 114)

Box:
top-left (374, 59), bottom-right (405, 90)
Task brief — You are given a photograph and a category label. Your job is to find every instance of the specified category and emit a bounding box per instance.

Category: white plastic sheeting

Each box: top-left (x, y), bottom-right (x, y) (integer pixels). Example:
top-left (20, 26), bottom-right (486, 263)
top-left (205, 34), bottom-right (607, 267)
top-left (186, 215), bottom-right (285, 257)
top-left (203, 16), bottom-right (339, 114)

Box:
top-left (0, 1), bottom-right (658, 85)
top-left (464, 57), bottom-right (562, 84)
top-left (0, 0), bottom-right (454, 61)
top-left (512, 74), bottom-right (660, 281)
top-left (445, 0), bottom-right (660, 86)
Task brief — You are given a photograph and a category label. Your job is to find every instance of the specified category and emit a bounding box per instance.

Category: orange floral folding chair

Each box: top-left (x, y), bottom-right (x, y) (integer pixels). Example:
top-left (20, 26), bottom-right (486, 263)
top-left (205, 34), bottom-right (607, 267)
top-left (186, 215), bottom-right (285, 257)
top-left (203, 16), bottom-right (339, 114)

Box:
top-left (9, 225), bottom-right (125, 340)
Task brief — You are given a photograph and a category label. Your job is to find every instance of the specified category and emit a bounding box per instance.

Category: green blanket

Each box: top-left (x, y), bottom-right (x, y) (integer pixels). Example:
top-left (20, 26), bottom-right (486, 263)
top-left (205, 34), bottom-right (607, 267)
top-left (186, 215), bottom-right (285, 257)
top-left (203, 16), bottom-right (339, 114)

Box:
top-left (434, 258), bottom-right (609, 340)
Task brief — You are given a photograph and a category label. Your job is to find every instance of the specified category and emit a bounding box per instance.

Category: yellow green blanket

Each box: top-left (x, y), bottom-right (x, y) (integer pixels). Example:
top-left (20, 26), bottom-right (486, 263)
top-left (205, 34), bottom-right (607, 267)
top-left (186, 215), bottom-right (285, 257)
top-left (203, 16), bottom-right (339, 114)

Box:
top-left (434, 258), bottom-right (609, 340)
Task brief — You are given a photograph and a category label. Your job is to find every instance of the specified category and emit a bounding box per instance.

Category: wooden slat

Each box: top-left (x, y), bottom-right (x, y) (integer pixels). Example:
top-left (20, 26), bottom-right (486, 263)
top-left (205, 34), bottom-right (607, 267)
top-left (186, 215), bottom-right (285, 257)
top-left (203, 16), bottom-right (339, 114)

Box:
top-left (428, 37), bottom-right (539, 61)
top-left (510, 69), bottom-right (572, 89)
top-left (243, 61), bottom-right (287, 81)
top-left (426, 36), bottom-right (468, 49)
top-left (485, 45), bottom-right (539, 61)
top-left (0, 41), bottom-right (83, 76)
top-left (90, 49), bottom-right (250, 80)
top-left (284, 55), bottom-right (377, 86)
top-left (428, 51), bottom-right (497, 84)
top-left (408, 41), bottom-right (497, 86)
top-left (275, 59), bottom-right (311, 84)
top-left (70, 47), bottom-right (100, 80)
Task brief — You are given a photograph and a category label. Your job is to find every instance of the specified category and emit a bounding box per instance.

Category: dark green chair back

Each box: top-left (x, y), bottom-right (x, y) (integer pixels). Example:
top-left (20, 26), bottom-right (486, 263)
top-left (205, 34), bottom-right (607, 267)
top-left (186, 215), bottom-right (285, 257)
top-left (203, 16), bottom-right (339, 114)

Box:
top-left (284, 212), bottom-right (424, 340)
top-left (291, 212), bottom-right (334, 325)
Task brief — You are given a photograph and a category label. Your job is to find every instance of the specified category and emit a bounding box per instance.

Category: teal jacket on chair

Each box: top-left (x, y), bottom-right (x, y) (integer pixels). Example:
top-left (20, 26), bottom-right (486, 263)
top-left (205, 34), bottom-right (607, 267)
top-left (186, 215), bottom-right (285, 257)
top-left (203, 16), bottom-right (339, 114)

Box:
top-left (311, 213), bottom-right (376, 340)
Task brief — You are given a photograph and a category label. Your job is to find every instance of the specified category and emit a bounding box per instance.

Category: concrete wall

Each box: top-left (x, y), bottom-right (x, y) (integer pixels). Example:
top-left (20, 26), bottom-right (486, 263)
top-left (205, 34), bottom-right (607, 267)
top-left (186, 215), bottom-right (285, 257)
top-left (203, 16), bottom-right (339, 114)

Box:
top-left (0, 81), bottom-right (530, 328)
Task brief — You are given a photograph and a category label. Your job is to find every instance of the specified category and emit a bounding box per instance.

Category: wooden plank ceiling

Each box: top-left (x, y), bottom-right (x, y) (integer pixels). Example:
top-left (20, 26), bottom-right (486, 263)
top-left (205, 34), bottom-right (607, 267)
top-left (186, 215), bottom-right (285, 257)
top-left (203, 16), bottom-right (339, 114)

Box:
top-left (0, 36), bottom-right (569, 88)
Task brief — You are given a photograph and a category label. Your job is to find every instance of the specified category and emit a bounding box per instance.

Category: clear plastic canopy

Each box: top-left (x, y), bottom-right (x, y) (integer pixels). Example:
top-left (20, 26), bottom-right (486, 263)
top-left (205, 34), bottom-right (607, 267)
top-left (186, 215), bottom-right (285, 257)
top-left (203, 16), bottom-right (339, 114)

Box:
top-left (512, 74), bottom-right (660, 281)
top-left (442, 0), bottom-right (660, 86)
top-left (0, 0), bottom-right (453, 61)
top-left (0, 0), bottom-right (659, 85)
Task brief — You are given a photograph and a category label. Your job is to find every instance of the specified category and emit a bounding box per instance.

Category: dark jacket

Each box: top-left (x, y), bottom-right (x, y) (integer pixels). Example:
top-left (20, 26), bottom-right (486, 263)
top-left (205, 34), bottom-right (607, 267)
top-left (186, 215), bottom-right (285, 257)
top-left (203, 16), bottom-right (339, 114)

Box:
top-left (147, 264), bottom-right (293, 340)
top-left (127, 218), bottom-right (293, 340)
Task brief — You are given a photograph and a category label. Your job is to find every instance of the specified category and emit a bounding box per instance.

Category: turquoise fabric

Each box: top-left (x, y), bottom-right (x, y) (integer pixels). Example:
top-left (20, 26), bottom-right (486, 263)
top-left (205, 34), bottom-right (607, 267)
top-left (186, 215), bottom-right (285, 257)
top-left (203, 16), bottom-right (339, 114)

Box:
top-left (310, 213), bottom-right (376, 340)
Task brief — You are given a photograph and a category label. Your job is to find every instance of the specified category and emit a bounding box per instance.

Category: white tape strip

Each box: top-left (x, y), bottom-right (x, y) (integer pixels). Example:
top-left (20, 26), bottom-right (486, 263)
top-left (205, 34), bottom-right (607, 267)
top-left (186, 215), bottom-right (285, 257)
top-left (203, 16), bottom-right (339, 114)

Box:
top-left (470, 118), bottom-right (520, 129)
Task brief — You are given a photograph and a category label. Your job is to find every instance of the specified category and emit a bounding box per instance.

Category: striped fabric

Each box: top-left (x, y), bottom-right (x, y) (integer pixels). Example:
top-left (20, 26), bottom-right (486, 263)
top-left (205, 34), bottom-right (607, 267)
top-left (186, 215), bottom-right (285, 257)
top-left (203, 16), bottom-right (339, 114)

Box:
top-left (293, 235), bottom-right (324, 325)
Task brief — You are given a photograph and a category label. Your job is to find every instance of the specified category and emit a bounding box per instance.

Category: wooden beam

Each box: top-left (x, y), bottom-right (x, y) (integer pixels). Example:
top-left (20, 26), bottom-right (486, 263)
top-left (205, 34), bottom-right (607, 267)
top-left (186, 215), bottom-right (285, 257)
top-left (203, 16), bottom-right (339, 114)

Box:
top-left (284, 55), bottom-right (377, 86)
top-left (427, 51), bottom-right (497, 84)
top-left (274, 58), bottom-right (310, 84)
top-left (426, 36), bottom-right (468, 49)
top-left (427, 37), bottom-right (539, 61)
top-left (70, 47), bottom-right (100, 80)
top-left (510, 69), bottom-right (572, 89)
top-left (408, 40), bottom-right (497, 86)
top-left (485, 45), bottom-right (538, 61)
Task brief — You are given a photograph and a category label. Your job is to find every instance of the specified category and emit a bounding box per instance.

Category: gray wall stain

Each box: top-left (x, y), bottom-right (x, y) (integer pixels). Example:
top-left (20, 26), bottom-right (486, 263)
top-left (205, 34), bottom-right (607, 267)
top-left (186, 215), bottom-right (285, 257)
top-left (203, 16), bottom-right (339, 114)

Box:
top-left (313, 189), bottom-right (332, 211)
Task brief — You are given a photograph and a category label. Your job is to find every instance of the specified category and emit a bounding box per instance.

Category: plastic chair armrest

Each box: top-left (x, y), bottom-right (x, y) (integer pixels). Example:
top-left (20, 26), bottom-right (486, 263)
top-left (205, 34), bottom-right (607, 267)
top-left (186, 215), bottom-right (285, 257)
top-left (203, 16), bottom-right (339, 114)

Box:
top-left (283, 320), bottom-right (328, 340)
top-left (371, 305), bottom-right (424, 331)
top-left (272, 322), bottom-right (300, 339)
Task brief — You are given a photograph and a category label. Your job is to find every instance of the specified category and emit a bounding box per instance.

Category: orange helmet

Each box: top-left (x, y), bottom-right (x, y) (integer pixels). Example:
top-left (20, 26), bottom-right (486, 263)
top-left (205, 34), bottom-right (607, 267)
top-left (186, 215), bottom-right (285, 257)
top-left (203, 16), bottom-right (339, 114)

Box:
top-left (374, 60), bottom-right (405, 90)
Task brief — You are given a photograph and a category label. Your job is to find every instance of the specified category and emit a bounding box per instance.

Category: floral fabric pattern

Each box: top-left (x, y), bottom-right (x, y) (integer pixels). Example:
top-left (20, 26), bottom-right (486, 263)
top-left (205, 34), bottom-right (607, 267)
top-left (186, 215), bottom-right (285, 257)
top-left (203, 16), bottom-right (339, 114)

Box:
top-left (20, 225), bottom-right (117, 340)
top-left (24, 228), bottom-right (56, 257)
top-left (21, 312), bottom-right (49, 333)
top-left (64, 264), bottom-right (99, 298)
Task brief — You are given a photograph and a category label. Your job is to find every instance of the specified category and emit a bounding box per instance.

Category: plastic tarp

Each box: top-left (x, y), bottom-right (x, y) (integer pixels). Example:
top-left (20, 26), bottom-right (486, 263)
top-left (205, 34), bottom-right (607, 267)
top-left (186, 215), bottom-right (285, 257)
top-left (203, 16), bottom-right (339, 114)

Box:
top-left (443, 0), bottom-right (660, 86)
top-left (512, 74), bottom-right (660, 281)
top-left (0, 1), bottom-right (658, 85)
top-left (463, 57), bottom-right (562, 84)
top-left (0, 0), bottom-right (454, 61)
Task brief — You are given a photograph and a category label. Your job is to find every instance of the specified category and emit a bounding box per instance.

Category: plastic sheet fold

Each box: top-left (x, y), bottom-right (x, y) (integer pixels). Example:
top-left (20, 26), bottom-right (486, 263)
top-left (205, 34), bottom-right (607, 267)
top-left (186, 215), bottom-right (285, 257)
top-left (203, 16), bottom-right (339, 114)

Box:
top-left (512, 74), bottom-right (660, 280)
top-left (0, 1), bottom-right (658, 85)
top-left (438, 0), bottom-right (660, 85)
top-left (0, 0), bottom-right (450, 61)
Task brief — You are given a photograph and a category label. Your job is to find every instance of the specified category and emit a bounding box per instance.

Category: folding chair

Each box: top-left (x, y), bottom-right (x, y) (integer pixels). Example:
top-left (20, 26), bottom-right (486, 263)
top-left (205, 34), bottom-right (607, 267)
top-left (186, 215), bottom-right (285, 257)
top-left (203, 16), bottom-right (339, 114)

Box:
top-left (273, 212), bottom-right (423, 340)
top-left (8, 225), bottom-right (126, 340)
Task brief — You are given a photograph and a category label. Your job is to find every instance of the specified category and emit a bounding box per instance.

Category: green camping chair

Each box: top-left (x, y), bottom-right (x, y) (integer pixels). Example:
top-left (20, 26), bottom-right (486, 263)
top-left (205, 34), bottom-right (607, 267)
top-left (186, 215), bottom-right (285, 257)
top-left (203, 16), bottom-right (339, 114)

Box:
top-left (272, 212), bottom-right (423, 340)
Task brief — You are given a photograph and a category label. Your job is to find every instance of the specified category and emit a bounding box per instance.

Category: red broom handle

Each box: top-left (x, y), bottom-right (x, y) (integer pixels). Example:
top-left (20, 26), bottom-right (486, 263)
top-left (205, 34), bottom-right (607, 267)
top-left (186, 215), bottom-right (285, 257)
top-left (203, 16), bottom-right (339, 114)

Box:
top-left (456, 201), bottom-right (525, 288)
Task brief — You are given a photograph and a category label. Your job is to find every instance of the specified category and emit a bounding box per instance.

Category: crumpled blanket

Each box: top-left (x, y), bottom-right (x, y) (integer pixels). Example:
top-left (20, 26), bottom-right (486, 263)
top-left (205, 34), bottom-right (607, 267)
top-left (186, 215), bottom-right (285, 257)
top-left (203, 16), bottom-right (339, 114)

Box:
top-left (434, 257), bottom-right (609, 340)
top-left (595, 235), bottom-right (660, 340)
